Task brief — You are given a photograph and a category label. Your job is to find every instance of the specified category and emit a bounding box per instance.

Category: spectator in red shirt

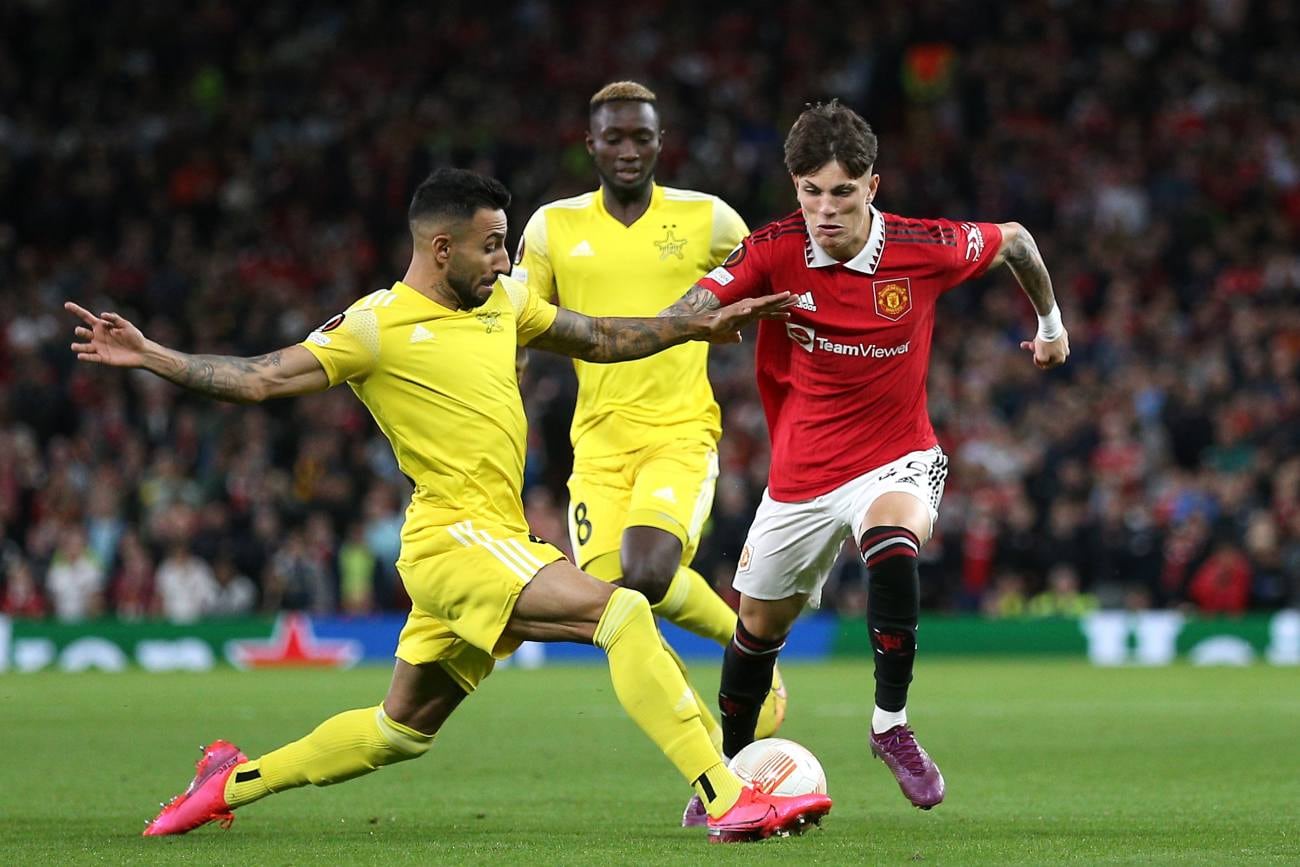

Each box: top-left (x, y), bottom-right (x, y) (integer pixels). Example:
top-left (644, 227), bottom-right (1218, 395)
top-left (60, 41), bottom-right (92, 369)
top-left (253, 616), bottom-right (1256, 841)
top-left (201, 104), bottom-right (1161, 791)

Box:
top-left (2, 554), bottom-right (47, 619)
top-left (1187, 541), bottom-right (1253, 615)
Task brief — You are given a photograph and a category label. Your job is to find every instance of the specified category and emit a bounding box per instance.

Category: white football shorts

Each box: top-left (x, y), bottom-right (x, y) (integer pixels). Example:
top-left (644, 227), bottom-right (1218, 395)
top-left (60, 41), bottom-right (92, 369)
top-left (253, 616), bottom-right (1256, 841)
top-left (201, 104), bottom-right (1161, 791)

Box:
top-left (732, 446), bottom-right (948, 607)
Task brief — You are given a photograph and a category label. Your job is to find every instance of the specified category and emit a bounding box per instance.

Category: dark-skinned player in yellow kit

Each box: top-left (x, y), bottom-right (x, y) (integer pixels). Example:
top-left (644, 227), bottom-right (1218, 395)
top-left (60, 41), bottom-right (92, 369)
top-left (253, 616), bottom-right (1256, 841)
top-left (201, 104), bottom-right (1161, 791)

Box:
top-left (515, 83), bottom-right (787, 826)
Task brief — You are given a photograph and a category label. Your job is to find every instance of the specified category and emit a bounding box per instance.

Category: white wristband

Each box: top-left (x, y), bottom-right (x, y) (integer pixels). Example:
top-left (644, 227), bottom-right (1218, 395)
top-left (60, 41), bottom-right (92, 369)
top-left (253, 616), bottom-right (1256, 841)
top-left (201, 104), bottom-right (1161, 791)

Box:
top-left (1036, 304), bottom-right (1063, 342)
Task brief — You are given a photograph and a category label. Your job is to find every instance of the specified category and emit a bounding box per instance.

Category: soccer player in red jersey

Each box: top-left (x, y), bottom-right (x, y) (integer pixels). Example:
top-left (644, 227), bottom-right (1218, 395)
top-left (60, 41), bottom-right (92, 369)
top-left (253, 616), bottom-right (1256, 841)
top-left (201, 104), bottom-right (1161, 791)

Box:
top-left (663, 101), bottom-right (1070, 809)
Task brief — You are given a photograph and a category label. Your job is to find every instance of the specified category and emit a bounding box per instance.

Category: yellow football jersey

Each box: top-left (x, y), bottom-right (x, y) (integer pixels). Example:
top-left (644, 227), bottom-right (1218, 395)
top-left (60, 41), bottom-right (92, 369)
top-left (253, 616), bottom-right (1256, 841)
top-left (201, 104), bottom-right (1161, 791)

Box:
top-left (513, 183), bottom-right (747, 458)
top-left (299, 277), bottom-right (558, 532)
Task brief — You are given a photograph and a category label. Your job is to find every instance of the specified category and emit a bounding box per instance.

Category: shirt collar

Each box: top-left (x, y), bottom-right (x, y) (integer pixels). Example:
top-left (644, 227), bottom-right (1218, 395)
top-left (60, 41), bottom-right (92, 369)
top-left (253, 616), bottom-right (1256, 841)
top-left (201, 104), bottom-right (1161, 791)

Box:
top-left (804, 205), bottom-right (886, 274)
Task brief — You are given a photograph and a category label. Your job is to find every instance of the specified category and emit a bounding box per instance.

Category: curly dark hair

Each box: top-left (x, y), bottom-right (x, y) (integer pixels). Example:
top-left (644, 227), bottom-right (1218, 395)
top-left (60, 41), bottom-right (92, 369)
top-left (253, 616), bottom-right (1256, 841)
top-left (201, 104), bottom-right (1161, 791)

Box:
top-left (783, 99), bottom-right (878, 178)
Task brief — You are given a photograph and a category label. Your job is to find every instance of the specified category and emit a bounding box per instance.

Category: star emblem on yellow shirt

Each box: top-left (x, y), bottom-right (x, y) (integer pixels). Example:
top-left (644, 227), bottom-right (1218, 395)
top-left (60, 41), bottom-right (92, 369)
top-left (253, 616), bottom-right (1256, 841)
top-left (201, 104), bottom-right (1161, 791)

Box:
top-left (655, 226), bottom-right (688, 260)
top-left (476, 310), bottom-right (502, 333)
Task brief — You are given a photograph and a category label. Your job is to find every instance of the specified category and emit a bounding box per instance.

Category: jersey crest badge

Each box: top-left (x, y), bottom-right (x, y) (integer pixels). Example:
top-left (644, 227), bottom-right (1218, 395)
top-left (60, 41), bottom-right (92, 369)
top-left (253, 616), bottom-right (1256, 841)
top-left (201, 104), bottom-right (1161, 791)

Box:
top-left (655, 225), bottom-right (688, 260)
top-left (476, 310), bottom-right (503, 333)
top-left (872, 278), bottom-right (912, 321)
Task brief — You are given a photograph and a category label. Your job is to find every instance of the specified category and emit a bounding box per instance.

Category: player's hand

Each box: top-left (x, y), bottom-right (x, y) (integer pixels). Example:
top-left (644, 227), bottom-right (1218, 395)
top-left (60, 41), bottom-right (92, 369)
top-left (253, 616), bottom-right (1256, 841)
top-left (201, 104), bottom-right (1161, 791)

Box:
top-left (65, 301), bottom-right (150, 368)
top-left (699, 292), bottom-right (795, 344)
top-left (1019, 328), bottom-right (1070, 370)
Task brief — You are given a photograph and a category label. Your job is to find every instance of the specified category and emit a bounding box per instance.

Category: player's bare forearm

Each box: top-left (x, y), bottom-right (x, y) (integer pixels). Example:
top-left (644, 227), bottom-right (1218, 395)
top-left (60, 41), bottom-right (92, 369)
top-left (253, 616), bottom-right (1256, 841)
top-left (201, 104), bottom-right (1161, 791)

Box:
top-left (144, 344), bottom-right (282, 403)
top-left (143, 343), bottom-right (329, 403)
top-left (67, 302), bottom-right (329, 400)
top-left (533, 291), bottom-right (792, 360)
top-left (529, 308), bottom-right (707, 363)
top-left (995, 222), bottom-right (1056, 314)
top-left (660, 284), bottom-right (722, 317)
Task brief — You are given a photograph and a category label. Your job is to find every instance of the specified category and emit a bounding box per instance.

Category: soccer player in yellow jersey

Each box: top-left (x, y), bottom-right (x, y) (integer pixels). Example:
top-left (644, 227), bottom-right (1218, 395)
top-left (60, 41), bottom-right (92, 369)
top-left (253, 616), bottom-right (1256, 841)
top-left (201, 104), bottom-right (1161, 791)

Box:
top-left (65, 168), bottom-right (829, 843)
top-left (515, 82), bottom-right (787, 825)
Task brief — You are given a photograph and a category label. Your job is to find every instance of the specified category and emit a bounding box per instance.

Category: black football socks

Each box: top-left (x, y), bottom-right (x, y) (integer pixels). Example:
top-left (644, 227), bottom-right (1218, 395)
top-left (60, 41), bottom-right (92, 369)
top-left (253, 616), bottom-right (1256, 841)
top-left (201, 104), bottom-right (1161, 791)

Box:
top-left (860, 525), bottom-right (921, 713)
top-left (718, 620), bottom-right (785, 758)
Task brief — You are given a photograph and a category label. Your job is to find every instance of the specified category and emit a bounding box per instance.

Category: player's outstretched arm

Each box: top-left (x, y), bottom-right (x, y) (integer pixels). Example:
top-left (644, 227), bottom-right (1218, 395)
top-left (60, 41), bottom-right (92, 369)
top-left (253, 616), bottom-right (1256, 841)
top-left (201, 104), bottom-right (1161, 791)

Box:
top-left (528, 291), bottom-right (792, 362)
top-left (991, 222), bottom-right (1070, 370)
top-left (660, 284), bottom-right (723, 316)
top-left (65, 301), bottom-right (330, 403)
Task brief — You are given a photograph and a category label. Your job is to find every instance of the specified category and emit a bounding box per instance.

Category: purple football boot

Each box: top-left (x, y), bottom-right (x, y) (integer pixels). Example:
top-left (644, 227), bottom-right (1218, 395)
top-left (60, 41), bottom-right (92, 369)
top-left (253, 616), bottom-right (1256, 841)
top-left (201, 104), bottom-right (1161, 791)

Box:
top-left (682, 793), bottom-right (709, 827)
top-left (869, 724), bottom-right (945, 809)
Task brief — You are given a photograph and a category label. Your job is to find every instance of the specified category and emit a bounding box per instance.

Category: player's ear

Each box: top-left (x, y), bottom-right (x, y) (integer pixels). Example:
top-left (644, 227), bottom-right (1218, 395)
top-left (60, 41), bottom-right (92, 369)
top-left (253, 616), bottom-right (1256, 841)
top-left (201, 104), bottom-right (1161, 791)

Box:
top-left (431, 231), bottom-right (454, 264)
top-left (585, 129), bottom-right (596, 156)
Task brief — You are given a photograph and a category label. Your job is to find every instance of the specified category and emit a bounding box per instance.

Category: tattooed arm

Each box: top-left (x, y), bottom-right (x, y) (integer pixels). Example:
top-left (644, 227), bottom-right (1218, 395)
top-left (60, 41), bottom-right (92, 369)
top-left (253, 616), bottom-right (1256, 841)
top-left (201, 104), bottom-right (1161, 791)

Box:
top-left (990, 222), bottom-right (1055, 315)
top-left (989, 223), bottom-right (1070, 369)
top-left (65, 302), bottom-right (329, 402)
top-left (659, 283), bottom-right (723, 317)
top-left (528, 290), bottom-right (792, 362)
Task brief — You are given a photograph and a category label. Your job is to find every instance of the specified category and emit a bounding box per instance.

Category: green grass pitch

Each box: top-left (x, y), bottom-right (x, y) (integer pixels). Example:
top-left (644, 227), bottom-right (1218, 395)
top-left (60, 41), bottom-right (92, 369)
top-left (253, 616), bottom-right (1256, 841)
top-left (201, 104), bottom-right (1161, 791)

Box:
top-left (2, 660), bottom-right (1297, 864)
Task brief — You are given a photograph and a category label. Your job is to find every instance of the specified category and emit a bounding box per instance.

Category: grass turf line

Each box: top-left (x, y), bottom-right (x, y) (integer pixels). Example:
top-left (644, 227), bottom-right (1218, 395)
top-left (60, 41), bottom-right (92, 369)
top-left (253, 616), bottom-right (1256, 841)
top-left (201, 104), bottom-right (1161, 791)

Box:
top-left (1, 660), bottom-right (1297, 864)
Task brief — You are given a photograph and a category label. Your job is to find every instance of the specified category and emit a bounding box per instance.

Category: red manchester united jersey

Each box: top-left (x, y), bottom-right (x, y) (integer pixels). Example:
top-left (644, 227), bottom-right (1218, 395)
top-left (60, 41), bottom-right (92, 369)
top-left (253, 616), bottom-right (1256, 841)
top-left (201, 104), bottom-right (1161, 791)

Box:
top-left (698, 206), bottom-right (1002, 501)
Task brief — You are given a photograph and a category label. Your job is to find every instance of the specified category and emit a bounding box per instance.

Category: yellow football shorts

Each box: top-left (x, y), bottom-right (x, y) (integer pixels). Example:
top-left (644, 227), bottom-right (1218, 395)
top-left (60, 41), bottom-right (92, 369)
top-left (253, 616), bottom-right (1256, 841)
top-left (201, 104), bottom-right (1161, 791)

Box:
top-left (566, 439), bottom-right (719, 574)
top-left (394, 516), bottom-right (565, 693)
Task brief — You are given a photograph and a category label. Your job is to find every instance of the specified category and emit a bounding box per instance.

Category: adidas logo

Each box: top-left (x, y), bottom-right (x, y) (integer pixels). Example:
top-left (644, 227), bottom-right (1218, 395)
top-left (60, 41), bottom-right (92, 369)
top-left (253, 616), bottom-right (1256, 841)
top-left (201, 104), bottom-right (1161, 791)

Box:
top-left (410, 324), bottom-right (435, 344)
top-left (652, 486), bottom-right (677, 503)
top-left (569, 240), bottom-right (594, 257)
top-left (793, 291), bottom-right (817, 312)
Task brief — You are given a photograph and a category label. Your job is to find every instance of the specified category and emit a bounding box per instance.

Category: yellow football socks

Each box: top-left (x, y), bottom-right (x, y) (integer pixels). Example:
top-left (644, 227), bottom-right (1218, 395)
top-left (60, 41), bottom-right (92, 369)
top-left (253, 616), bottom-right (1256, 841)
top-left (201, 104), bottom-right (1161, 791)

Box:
top-left (225, 706), bottom-right (433, 808)
top-left (652, 566), bottom-right (739, 647)
top-left (593, 587), bottom-right (742, 816)
top-left (660, 638), bottom-right (724, 754)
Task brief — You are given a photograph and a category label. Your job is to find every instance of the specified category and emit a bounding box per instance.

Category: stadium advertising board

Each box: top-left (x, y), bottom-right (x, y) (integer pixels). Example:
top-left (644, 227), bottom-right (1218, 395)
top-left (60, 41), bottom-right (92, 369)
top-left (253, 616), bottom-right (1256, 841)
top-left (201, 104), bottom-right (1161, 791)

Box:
top-left (0, 611), bottom-right (1296, 672)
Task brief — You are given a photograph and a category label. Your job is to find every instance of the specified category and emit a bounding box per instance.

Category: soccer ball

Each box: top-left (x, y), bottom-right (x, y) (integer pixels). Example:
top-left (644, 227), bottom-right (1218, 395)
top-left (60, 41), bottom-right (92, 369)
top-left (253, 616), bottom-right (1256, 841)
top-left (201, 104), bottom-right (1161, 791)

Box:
top-left (728, 738), bottom-right (827, 796)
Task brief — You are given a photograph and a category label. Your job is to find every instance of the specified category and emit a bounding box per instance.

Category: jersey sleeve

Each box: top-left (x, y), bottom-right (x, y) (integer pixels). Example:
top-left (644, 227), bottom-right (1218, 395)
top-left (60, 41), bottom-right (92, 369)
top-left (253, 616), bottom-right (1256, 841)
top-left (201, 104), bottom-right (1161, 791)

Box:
top-left (500, 275), bottom-right (559, 346)
top-left (511, 208), bottom-right (557, 302)
top-left (709, 197), bottom-right (749, 267)
top-left (936, 219), bottom-right (1003, 291)
top-left (694, 234), bottom-right (771, 305)
top-left (298, 308), bottom-right (381, 386)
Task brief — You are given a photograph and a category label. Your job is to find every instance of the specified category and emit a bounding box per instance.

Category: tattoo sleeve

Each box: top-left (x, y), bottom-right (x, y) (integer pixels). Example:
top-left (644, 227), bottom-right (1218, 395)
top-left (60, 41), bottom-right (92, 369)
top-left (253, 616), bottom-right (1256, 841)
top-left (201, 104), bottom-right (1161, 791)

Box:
top-left (150, 348), bottom-right (283, 403)
top-left (1002, 224), bottom-right (1056, 314)
top-left (529, 308), bottom-right (706, 363)
top-left (660, 284), bottom-right (722, 317)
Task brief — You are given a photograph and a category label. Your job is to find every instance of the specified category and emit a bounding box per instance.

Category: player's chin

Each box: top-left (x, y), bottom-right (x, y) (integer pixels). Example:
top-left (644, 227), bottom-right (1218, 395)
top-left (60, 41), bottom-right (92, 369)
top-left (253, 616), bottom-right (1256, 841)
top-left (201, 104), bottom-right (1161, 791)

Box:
top-left (610, 171), bottom-right (648, 191)
top-left (463, 285), bottom-right (493, 308)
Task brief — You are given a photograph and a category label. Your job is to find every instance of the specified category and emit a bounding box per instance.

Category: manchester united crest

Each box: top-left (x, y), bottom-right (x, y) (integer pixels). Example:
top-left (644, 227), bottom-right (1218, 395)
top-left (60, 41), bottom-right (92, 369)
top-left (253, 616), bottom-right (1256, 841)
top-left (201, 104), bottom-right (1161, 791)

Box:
top-left (872, 278), bottom-right (912, 321)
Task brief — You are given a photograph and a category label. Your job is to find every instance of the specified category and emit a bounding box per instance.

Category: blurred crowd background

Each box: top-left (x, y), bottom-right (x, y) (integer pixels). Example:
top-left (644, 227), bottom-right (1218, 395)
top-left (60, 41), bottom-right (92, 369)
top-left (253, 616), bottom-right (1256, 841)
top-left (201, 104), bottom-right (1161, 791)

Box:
top-left (2, 0), bottom-right (1298, 623)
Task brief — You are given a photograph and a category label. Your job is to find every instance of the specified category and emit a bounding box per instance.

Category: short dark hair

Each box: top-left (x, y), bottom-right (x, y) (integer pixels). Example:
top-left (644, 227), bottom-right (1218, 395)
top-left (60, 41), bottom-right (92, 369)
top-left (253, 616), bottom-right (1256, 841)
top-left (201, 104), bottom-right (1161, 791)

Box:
top-left (589, 80), bottom-right (658, 119)
top-left (783, 100), bottom-right (878, 178)
top-left (408, 168), bottom-right (511, 226)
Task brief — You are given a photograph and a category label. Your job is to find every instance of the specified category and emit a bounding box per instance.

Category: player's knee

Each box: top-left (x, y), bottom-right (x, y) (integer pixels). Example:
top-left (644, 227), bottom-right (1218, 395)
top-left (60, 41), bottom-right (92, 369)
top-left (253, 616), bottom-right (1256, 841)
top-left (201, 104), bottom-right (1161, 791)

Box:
top-left (619, 557), bottom-right (675, 604)
top-left (738, 609), bottom-right (795, 643)
top-left (593, 586), bottom-right (653, 650)
top-left (375, 707), bottom-right (435, 760)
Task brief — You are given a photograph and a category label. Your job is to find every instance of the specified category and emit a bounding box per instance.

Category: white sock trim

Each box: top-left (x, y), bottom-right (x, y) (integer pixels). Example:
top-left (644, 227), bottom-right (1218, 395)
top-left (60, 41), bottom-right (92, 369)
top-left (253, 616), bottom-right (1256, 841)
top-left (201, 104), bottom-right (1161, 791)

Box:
top-left (872, 705), bottom-right (908, 734)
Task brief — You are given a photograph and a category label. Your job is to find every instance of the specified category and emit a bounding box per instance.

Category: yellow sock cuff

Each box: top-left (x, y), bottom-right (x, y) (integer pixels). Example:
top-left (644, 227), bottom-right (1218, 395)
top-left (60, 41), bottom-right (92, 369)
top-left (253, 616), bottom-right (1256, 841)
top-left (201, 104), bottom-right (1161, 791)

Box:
top-left (650, 567), bottom-right (693, 619)
top-left (593, 587), bottom-right (649, 650)
top-left (375, 707), bottom-right (434, 757)
top-left (695, 761), bottom-right (744, 817)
